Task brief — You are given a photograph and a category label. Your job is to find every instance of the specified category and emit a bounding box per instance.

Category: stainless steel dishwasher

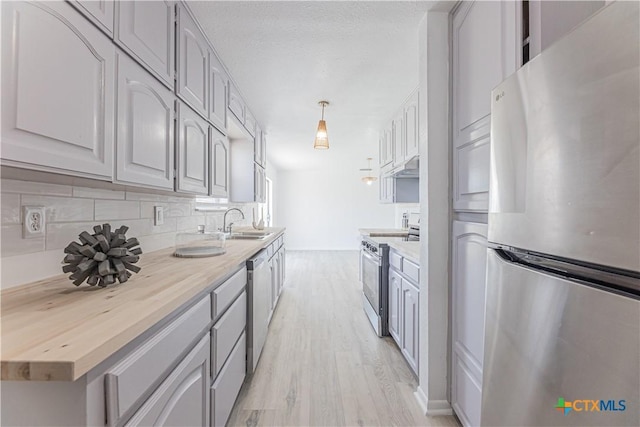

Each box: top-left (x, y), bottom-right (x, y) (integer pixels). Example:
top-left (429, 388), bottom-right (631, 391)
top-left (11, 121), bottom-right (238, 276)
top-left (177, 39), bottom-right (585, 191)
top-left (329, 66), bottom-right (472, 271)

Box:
top-left (246, 249), bottom-right (271, 374)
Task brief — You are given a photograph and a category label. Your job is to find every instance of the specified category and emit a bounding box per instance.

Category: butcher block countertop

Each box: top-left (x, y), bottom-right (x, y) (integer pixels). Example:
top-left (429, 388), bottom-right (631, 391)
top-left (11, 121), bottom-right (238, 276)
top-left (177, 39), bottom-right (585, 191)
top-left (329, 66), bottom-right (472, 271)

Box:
top-left (0, 227), bottom-right (285, 382)
top-left (358, 228), bottom-right (409, 237)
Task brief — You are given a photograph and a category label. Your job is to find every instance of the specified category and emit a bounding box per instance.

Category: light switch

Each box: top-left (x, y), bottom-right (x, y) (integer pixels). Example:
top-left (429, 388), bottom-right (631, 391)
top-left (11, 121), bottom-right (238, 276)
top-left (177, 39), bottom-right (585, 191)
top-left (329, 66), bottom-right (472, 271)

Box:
top-left (154, 206), bottom-right (164, 226)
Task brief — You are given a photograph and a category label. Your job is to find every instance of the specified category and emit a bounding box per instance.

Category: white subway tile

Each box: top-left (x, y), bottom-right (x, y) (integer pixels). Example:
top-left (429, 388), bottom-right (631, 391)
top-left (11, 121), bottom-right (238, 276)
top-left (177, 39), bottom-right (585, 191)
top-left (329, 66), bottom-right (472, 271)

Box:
top-left (46, 218), bottom-right (153, 250)
top-left (46, 221), bottom-right (98, 250)
top-left (1, 179), bottom-right (72, 196)
top-left (1, 224), bottom-right (45, 257)
top-left (95, 200), bottom-right (140, 221)
top-left (1, 194), bottom-right (21, 224)
top-left (140, 202), bottom-right (192, 219)
top-left (0, 249), bottom-right (65, 289)
top-left (138, 232), bottom-right (177, 254)
top-left (73, 186), bottom-right (125, 200)
top-left (151, 217), bottom-right (177, 234)
top-left (22, 195), bottom-right (94, 222)
top-left (177, 215), bottom-right (206, 232)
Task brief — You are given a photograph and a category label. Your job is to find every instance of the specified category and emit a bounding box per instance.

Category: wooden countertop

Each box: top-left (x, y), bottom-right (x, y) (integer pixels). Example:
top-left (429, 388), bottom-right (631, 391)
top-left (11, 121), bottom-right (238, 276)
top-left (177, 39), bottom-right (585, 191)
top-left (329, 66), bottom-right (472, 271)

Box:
top-left (0, 228), bottom-right (285, 382)
top-left (358, 228), bottom-right (409, 237)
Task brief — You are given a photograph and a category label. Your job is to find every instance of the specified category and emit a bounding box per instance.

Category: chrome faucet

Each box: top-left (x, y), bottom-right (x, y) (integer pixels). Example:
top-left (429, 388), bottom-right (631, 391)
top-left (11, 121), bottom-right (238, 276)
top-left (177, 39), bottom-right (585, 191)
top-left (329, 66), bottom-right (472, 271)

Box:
top-left (222, 208), bottom-right (245, 234)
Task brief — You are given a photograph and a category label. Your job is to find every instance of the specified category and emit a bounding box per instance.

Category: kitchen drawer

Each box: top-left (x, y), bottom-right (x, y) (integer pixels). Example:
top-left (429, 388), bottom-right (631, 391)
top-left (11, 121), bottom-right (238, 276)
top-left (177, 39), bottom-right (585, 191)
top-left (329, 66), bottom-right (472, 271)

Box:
top-left (212, 267), bottom-right (247, 321)
top-left (267, 243), bottom-right (275, 259)
top-left (211, 332), bottom-right (246, 427)
top-left (389, 250), bottom-right (402, 271)
top-left (403, 258), bottom-right (420, 284)
top-left (277, 236), bottom-right (284, 248)
top-left (211, 291), bottom-right (246, 378)
top-left (105, 295), bottom-right (211, 425)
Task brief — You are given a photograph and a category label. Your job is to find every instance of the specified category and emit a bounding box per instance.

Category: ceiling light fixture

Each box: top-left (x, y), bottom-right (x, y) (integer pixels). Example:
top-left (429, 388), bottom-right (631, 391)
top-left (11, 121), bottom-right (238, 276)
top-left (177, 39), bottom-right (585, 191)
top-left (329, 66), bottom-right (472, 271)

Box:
top-left (314, 101), bottom-right (330, 149)
top-left (360, 158), bottom-right (378, 186)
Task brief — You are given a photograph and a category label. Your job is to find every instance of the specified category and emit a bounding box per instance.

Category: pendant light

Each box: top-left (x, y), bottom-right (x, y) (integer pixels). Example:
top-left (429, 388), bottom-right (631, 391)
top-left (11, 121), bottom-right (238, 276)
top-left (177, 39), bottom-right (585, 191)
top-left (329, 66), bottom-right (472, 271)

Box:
top-left (314, 101), bottom-right (330, 149)
top-left (360, 158), bottom-right (378, 186)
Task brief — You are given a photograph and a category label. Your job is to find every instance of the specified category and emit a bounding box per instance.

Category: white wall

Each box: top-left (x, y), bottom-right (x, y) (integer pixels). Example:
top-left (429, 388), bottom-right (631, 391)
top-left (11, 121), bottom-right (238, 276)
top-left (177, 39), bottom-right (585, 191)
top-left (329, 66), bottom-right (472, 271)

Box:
top-left (277, 165), bottom-right (396, 250)
top-left (414, 7), bottom-right (454, 417)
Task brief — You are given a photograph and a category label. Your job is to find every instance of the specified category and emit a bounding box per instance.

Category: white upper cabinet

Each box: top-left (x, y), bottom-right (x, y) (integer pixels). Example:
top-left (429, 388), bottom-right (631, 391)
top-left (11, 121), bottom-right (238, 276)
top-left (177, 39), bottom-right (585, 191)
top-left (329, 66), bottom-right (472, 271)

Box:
top-left (528, 1), bottom-right (605, 60)
top-left (1, 1), bottom-right (115, 180)
top-left (69, 0), bottom-right (114, 36)
top-left (208, 52), bottom-right (228, 133)
top-left (404, 91), bottom-right (419, 160)
top-left (452, 1), bottom-right (517, 212)
top-left (228, 82), bottom-right (245, 124)
top-left (115, 1), bottom-right (175, 89)
top-left (115, 52), bottom-right (175, 190)
top-left (244, 109), bottom-right (257, 137)
top-left (379, 127), bottom-right (393, 168)
top-left (176, 102), bottom-right (209, 195)
top-left (176, 2), bottom-right (208, 118)
top-left (254, 129), bottom-right (267, 168)
top-left (392, 110), bottom-right (404, 167)
top-left (210, 127), bottom-right (229, 198)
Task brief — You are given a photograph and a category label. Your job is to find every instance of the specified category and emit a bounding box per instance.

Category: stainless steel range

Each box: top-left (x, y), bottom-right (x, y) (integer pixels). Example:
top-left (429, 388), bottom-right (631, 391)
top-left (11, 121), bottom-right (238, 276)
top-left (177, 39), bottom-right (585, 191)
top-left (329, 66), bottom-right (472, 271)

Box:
top-left (360, 236), bottom-right (389, 336)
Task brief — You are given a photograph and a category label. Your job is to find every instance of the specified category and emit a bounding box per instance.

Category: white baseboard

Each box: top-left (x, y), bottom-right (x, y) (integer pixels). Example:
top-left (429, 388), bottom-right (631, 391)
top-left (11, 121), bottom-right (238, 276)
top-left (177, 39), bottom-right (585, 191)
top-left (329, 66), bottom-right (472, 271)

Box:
top-left (414, 387), bottom-right (453, 416)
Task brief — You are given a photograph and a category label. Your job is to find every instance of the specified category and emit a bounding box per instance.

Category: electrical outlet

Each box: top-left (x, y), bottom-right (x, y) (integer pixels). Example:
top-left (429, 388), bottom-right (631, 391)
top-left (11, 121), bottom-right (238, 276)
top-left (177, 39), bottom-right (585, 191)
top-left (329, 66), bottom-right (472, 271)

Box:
top-left (154, 206), bottom-right (164, 226)
top-left (23, 206), bottom-right (45, 238)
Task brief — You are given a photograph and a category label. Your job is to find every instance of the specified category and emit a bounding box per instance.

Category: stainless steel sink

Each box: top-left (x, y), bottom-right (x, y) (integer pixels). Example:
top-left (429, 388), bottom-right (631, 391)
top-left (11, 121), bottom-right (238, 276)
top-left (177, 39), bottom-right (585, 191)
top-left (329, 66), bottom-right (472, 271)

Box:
top-left (227, 231), bottom-right (273, 240)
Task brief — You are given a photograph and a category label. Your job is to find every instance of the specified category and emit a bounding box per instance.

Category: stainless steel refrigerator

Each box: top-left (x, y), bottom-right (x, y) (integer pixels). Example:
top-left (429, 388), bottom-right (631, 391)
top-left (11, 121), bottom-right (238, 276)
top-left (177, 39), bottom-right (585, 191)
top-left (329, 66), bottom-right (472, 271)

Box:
top-left (482, 2), bottom-right (640, 426)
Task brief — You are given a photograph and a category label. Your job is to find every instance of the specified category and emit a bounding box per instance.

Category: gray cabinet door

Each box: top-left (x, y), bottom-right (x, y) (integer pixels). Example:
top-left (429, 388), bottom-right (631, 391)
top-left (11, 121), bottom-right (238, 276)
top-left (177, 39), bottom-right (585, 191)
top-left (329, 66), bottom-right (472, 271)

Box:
top-left (451, 220), bottom-right (488, 427)
top-left (176, 2), bottom-right (208, 118)
top-left (69, 0), bottom-right (114, 36)
top-left (208, 52), bottom-right (228, 132)
top-left (452, 1), bottom-right (517, 212)
top-left (253, 165), bottom-right (266, 203)
top-left (244, 109), bottom-right (257, 137)
top-left (209, 127), bottom-right (229, 198)
top-left (228, 82), bottom-right (245, 123)
top-left (176, 102), bottom-right (209, 195)
top-left (404, 91), bottom-right (419, 159)
top-left (400, 278), bottom-right (419, 375)
top-left (125, 334), bottom-right (210, 427)
top-left (115, 0), bottom-right (175, 88)
top-left (254, 130), bottom-right (265, 168)
top-left (116, 53), bottom-right (174, 190)
top-left (392, 110), bottom-right (404, 167)
top-left (388, 268), bottom-right (402, 345)
top-left (1, 1), bottom-right (115, 180)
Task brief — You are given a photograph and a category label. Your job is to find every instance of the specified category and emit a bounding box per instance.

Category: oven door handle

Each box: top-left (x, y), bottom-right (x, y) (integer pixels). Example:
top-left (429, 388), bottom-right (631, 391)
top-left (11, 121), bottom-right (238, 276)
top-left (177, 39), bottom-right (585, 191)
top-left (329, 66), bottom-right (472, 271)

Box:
top-left (361, 249), bottom-right (379, 264)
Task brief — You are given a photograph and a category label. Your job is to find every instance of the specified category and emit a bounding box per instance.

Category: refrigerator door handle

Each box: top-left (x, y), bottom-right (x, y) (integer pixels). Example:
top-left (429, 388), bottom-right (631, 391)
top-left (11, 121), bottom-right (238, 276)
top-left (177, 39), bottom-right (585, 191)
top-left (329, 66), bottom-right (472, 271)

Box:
top-left (491, 247), bottom-right (640, 298)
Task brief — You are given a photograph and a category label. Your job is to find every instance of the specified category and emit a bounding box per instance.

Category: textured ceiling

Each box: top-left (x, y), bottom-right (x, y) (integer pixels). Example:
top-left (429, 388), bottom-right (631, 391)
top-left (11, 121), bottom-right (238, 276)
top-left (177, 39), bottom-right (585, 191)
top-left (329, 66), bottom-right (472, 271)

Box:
top-left (190, 1), bottom-right (434, 171)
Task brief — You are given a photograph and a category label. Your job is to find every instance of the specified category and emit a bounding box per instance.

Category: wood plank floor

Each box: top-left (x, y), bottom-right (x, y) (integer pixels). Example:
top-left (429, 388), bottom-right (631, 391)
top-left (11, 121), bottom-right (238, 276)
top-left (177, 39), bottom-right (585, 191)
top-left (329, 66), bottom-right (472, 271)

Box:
top-left (227, 251), bottom-right (459, 427)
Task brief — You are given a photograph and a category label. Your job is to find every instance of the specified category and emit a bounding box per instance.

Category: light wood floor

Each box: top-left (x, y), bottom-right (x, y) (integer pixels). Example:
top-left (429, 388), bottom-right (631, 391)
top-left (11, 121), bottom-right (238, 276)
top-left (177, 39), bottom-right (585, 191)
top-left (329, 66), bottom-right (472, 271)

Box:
top-left (227, 251), bottom-right (459, 427)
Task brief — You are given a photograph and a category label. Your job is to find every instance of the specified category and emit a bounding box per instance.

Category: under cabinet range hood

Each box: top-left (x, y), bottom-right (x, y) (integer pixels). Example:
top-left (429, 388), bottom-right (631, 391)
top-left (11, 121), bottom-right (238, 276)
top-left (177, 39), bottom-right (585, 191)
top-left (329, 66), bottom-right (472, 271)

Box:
top-left (392, 156), bottom-right (419, 177)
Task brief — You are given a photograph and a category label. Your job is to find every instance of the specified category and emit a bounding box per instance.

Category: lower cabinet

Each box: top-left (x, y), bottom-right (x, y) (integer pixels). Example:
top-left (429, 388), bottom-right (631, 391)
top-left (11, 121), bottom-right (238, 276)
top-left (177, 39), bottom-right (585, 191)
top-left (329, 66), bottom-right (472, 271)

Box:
top-left (388, 249), bottom-right (420, 376)
top-left (388, 268), bottom-right (402, 343)
top-left (451, 220), bottom-right (488, 427)
top-left (125, 334), bottom-right (210, 427)
top-left (400, 279), bottom-right (419, 374)
top-left (267, 240), bottom-right (286, 324)
top-left (211, 333), bottom-right (246, 427)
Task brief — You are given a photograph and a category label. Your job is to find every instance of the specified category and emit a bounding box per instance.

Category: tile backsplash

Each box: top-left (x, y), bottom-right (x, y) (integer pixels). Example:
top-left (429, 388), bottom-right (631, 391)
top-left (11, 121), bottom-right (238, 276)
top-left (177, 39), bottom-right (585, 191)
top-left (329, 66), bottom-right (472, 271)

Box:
top-left (0, 178), bottom-right (255, 289)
